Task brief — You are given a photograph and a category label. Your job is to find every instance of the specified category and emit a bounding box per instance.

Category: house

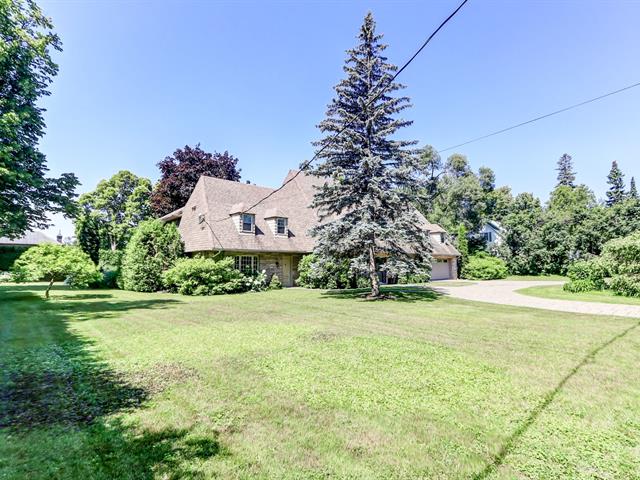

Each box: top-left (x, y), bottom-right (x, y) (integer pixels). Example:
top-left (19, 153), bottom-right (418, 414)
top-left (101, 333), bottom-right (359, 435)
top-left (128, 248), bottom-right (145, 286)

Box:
top-left (160, 170), bottom-right (460, 286)
top-left (0, 231), bottom-right (56, 271)
top-left (478, 221), bottom-right (504, 246)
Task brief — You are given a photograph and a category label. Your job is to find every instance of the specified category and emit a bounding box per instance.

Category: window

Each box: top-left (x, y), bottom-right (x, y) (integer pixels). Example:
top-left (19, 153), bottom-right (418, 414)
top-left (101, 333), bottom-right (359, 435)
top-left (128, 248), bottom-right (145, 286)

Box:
top-left (234, 255), bottom-right (259, 274)
top-left (440, 233), bottom-right (445, 243)
top-left (241, 214), bottom-right (254, 233)
top-left (482, 232), bottom-right (493, 243)
top-left (276, 217), bottom-right (287, 235)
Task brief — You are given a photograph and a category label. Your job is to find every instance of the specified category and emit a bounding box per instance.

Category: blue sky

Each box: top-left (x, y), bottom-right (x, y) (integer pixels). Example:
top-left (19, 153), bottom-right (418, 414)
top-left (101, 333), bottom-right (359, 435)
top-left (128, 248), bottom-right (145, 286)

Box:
top-left (38, 0), bottom-right (640, 237)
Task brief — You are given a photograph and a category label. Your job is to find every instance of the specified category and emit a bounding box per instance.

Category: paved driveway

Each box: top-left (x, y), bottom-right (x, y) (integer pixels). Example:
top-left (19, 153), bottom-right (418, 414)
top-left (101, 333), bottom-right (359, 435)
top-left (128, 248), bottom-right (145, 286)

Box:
top-left (433, 280), bottom-right (640, 318)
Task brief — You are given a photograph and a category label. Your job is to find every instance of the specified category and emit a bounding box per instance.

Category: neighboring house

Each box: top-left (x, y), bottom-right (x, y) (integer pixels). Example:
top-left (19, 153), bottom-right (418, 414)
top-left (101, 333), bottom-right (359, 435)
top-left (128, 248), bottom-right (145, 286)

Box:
top-left (160, 170), bottom-right (460, 286)
top-left (0, 231), bottom-right (56, 270)
top-left (478, 221), bottom-right (504, 246)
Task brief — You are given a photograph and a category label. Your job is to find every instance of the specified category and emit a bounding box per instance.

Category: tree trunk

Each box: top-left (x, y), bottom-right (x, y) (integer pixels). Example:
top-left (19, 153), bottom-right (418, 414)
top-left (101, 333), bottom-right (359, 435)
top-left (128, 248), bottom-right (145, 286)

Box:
top-left (368, 245), bottom-right (380, 298)
top-left (45, 277), bottom-right (54, 299)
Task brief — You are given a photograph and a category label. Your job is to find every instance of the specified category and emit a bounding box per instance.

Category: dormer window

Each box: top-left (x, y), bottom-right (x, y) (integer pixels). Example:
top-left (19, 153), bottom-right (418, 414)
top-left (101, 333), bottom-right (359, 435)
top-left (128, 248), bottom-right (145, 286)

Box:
top-left (241, 213), bottom-right (255, 233)
top-left (264, 208), bottom-right (288, 236)
top-left (276, 218), bottom-right (287, 235)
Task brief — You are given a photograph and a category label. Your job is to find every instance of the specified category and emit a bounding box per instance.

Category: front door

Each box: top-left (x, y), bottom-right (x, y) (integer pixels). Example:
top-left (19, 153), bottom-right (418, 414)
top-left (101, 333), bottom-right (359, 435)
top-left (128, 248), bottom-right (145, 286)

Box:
top-left (281, 255), bottom-right (292, 286)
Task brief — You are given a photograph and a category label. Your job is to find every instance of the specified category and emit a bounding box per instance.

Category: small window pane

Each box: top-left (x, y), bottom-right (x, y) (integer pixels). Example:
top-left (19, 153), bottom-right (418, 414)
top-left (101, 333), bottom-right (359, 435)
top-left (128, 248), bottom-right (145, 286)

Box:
top-left (242, 214), bottom-right (254, 232)
top-left (276, 218), bottom-right (286, 235)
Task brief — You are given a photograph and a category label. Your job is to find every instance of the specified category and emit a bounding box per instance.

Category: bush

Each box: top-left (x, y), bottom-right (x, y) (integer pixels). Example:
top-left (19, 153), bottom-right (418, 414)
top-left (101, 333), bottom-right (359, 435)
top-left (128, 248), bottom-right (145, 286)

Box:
top-left (563, 279), bottom-right (599, 293)
top-left (609, 274), bottom-right (640, 298)
top-left (461, 253), bottom-right (508, 280)
top-left (0, 271), bottom-right (12, 283)
top-left (602, 232), bottom-right (640, 275)
top-left (120, 220), bottom-right (183, 292)
top-left (566, 258), bottom-right (608, 290)
top-left (297, 254), bottom-right (354, 289)
top-left (268, 274), bottom-right (283, 290)
top-left (163, 257), bottom-right (249, 295)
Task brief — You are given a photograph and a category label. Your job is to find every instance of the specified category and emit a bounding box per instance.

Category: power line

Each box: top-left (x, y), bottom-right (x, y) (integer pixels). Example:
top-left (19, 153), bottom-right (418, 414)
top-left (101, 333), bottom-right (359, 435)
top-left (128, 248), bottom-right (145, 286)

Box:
top-left (209, 0), bottom-right (470, 223)
top-left (438, 80), bottom-right (640, 153)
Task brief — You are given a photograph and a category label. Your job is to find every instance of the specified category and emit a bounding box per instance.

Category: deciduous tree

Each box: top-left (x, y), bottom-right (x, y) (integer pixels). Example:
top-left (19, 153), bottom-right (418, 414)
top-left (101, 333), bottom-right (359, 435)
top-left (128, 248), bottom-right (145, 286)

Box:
top-left (151, 145), bottom-right (241, 216)
top-left (0, 0), bottom-right (79, 238)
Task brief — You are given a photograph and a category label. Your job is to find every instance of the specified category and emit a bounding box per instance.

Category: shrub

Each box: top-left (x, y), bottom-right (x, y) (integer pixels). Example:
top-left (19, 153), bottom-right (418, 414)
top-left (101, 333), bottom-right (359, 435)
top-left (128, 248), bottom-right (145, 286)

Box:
top-left (0, 271), bottom-right (12, 283)
top-left (11, 244), bottom-right (101, 298)
top-left (163, 257), bottom-right (248, 295)
top-left (268, 274), bottom-right (283, 290)
top-left (563, 279), bottom-right (599, 293)
top-left (602, 232), bottom-right (640, 276)
top-left (461, 253), bottom-right (508, 280)
top-left (120, 220), bottom-right (183, 292)
top-left (297, 254), bottom-right (354, 289)
top-left (566, 258), bottom-right (608, 290)
top-left (610, 274), bottom-right (640, 298)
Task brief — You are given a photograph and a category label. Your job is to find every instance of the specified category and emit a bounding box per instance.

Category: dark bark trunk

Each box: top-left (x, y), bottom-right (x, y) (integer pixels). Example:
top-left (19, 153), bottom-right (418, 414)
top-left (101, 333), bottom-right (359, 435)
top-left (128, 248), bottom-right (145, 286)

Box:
top-left (45, 278), bottom-right (54, 299)
top-left (368, 245), bottom-right (380, 297)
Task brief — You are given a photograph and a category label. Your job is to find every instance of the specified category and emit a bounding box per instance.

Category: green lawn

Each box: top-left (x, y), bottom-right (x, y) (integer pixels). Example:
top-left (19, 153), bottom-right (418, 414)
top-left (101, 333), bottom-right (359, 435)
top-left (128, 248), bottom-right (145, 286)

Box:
top-left (1, 283), bottom-right (639, 479)
top-left (518, 284), bottom-right (640, 306)
top-left (505, 274), bottom-right (568, 281)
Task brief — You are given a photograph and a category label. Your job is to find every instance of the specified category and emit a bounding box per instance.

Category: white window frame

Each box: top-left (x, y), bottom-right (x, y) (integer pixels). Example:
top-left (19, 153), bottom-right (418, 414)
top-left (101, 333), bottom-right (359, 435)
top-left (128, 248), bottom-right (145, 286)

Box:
top-left (276, 217), bottom-right (287, 235)
top-left (241, 214), bottom-right (255, 233)
top-left (234, 255), bottom-right (259, 274)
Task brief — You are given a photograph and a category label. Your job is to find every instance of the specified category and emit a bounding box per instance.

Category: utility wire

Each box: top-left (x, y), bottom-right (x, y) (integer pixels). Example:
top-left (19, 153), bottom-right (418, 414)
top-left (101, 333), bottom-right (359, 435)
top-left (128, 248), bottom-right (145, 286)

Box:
top-left (208, 0), bottom-right (470, 223)
top-left (438, 80), bottom-right (640, 153)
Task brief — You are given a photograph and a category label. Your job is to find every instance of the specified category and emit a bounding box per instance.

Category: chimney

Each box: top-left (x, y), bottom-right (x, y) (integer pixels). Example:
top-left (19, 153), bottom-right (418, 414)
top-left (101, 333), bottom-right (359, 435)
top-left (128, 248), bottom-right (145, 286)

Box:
top-left (57, 230), bottom-right (63, 244)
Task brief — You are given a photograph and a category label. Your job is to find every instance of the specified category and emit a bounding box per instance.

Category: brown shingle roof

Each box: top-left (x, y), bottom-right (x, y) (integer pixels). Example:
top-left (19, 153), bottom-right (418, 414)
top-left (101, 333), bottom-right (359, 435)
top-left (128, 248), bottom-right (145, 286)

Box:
top-left (166, 170), bottom-right (459, 257)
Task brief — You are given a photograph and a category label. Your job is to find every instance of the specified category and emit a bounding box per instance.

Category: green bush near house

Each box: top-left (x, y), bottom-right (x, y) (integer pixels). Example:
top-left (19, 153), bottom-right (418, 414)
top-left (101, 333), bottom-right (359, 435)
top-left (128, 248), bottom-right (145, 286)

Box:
top-left (297, 254), bottom-right (353, 289)
top-left (163, 257), bottom-right (249, 295)
top-left (120, 220), bottom-right (183, 292)
top-left (460, 253), bottom-right (508, 280)
top-left (268, 274), bottom-right (283, 290)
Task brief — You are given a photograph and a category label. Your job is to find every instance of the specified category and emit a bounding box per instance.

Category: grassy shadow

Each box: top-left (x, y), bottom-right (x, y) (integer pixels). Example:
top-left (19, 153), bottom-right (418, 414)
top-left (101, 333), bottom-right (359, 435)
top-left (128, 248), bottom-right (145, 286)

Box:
top-left (472, 319), bottom-right (640, 479)
top-left (321, 285), bottom-right (442, 303)
top-left (0, 286), bottom-right (221, 478)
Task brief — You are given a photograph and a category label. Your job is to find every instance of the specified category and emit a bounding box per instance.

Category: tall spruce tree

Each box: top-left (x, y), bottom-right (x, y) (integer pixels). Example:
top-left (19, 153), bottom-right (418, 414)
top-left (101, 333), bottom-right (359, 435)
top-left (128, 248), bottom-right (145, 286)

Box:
top-left (556, 153), bottom-right (576, 187)
top-left (606, 160), bottom-right (625, 206)
top-left (629, 176), bottom-right (638, 200)
top-left (308, 13), bottom-right (430, 298)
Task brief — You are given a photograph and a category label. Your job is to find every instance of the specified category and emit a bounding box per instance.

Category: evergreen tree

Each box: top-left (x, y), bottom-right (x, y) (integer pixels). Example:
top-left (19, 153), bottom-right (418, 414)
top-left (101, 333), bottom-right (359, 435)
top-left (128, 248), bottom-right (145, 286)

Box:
top-left (629, 176), bottom-right (638, 200)
top-left (308, 13), bottom-right (430, 298)
top-left (606, 161), bottom-right (625, 206)
top-left (556, 153), bottom-right (576, 187)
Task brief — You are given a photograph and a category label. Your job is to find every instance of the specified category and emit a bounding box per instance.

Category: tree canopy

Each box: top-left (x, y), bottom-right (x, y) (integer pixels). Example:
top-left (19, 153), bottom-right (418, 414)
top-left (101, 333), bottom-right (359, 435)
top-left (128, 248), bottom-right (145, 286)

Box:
top-left (12, 244), bottom-right (99, 298)
top-left (76, 171), bottom-right (152, 255)
top-left (555, 153), bottom-right (576, 187)
top-left (0, 0), bottom-right (79, 238)
top-left (307, 13), bottom-right (430, 297)
top-left (150, 145), bottom-right (241, 216)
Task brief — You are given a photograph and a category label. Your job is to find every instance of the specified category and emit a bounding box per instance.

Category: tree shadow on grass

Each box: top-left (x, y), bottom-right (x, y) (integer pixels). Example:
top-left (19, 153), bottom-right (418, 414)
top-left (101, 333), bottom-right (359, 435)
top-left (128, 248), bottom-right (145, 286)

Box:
top-left (0, 286), bottom-right (222, 479)
top-left (472, 319), bottom-right (640, 480)
top-left (321, 285), bottom-right (442, 303)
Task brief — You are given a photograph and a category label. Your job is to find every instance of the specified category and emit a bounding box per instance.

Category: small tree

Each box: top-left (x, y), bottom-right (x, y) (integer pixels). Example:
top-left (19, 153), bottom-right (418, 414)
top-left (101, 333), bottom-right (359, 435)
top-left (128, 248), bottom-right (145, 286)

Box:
top-left (120, 220), bottom-right (183, 292)
top-left (556, 153), bottom-right (576, 188)
top-left (606, 160), bottom-right (625, 206)
top-left (629, 176), bottom-right (638, 200)
top-left (12, 244), bottom-right (100, 298)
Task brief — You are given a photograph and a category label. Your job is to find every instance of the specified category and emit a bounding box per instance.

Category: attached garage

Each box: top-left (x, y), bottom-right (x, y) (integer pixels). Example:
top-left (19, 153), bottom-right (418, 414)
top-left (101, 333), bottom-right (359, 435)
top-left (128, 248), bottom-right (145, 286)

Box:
top-left (431, 257), bottom-right (455, 280)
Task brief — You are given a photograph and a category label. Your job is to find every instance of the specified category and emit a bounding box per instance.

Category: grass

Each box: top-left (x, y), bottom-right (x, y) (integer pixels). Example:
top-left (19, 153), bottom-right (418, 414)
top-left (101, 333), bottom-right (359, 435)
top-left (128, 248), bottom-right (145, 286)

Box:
top-left (505, 274), bottom-right (568, 281)
top-left (518, 284), bottom-right (640, 306)
top-left (1, 283), bottom-right (639, 479)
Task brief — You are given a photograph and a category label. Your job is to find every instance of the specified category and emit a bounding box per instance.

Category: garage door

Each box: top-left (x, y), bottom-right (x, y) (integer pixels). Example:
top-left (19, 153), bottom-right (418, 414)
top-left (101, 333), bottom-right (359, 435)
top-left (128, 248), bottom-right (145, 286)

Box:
top-left (431, 258), bottom-right (451, 280)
